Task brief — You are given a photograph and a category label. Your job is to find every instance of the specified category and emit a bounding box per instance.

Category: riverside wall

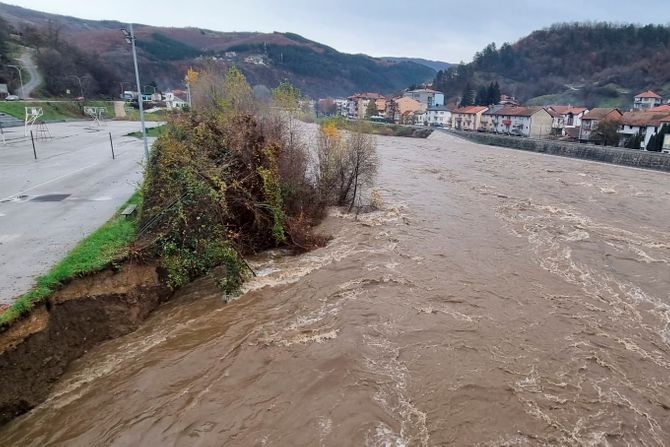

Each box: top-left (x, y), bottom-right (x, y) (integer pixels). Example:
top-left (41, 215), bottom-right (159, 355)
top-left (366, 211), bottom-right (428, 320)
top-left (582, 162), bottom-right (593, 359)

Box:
top-left (444, 130), bottom-right (670, 172)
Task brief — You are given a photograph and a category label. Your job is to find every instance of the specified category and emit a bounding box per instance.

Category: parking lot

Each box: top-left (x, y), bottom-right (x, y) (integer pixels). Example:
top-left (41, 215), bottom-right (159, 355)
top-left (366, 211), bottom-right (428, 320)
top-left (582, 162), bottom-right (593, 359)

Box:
top-left (0, 120), bottom-right (161, 304)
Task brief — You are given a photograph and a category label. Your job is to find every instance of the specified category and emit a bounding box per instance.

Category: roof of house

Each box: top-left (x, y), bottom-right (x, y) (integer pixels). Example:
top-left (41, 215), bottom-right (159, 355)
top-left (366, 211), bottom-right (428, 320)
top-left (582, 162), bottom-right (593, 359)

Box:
top-left (581, 108), bottom-right (622, 121)
top-left (635, 90), bottom-right (662, 99)
top-left (548, 105), bottom-right (588, 115)
top-left (427, 105), bottom-right (453, 112)
top-left (483, 104), bottom-right (505, 115)
top-left (407, 88), bottom-right (442, 94)
top-left (488, 106), bottom-right (548, 117)
top-left (453, 106), bottom-right (488, 114)
top-left (620, 111), bottom-right (670, 127)
top-left (649, 104), bottom-right (670, 112)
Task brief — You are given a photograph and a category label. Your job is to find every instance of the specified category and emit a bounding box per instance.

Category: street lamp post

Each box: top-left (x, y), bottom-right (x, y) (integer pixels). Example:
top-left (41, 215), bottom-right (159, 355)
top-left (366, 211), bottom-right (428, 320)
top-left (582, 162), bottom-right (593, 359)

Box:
top-left (121, 24), bottom-right (149, 160)
top-left (7, 65), bottom-right (24, 99)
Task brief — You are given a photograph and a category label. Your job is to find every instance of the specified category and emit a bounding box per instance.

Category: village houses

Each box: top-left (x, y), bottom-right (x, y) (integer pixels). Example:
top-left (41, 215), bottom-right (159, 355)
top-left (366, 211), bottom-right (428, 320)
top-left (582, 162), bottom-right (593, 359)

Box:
top-left (487, 106), bottom-right (553, 138)
top-left (547, 106), bottom-right (588, 138)
top-left (346, 92), bottom-right (385, 119)
top-left (618, 110), bottom-right (670, 149)
top-left (451, 106), bottom-right (488, 131)
top-left (578, 108), bottom-right (623, 143)
top-left (633, 90), bottom-right (663, 110)
top-left (403, 88), bottom-right (445, 109)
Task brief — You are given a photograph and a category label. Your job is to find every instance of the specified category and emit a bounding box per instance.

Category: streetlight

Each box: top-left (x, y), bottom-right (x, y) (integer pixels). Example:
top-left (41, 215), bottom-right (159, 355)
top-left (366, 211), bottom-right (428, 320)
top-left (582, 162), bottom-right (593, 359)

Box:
top-left (6, 65), bottom-right (24, 99)
top-left (120, 24), bottom-right (149, 160)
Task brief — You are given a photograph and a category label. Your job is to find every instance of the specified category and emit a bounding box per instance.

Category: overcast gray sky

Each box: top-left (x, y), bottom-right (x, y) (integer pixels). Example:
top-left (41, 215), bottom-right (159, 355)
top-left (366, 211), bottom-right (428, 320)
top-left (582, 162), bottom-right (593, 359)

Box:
top-left (8, 0), bottom-right (670, 62)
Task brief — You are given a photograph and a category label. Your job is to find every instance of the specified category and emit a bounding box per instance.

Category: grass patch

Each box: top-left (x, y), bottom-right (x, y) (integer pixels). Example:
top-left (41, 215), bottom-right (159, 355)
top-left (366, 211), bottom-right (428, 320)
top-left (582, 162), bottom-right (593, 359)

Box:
top-left (123, 107), bottom-right (170, 122)
top-left (127, 124), bottom-right (166, 138)
top-left (0, 100), bottom-right (118, 121)
top-left (0, 191), bottom-right (143, 327)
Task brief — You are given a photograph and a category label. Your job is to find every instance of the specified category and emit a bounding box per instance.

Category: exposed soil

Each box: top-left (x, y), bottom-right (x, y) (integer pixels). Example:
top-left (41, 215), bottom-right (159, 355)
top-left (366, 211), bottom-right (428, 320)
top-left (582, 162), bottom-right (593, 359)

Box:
top-left (0, 261), bottom-right (171, 425)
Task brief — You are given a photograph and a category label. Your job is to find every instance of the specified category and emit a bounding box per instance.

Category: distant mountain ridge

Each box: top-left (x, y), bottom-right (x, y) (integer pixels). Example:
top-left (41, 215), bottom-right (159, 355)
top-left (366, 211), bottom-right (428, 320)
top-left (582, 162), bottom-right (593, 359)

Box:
top-left (0, 2), bottom-right (437, 97)
top-left (383, 57), bottom-right (452, 72)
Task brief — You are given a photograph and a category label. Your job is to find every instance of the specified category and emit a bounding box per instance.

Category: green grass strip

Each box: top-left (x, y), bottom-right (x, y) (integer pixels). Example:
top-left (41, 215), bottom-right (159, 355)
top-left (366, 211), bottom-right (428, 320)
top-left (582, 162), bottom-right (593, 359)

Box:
top-left (0, 191), bottom-right (143, 327)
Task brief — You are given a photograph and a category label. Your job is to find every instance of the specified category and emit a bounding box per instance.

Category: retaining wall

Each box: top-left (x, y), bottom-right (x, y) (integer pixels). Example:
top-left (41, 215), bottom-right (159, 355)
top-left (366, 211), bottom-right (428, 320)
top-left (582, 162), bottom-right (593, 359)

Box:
top-left (444, 130), bottom-right (670, 172)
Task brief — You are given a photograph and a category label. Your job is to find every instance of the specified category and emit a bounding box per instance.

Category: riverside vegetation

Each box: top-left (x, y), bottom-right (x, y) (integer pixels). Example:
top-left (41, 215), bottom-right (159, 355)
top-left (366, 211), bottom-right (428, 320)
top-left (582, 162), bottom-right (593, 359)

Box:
top-left (0, 67), bottom-right (379, 425)
top-left (0, 66), bottom-right (379, 327)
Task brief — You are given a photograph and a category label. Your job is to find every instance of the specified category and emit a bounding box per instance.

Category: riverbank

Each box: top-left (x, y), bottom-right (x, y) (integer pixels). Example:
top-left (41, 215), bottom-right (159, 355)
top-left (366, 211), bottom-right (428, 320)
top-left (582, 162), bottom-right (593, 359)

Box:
top-left (444, 129), bottom-right (670, 172)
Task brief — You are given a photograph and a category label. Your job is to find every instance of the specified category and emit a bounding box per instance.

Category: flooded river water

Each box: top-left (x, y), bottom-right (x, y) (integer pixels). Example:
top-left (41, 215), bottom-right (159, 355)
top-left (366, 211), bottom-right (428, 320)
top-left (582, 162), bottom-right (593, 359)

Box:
top-left (2, 131), bottom-right (670, 446)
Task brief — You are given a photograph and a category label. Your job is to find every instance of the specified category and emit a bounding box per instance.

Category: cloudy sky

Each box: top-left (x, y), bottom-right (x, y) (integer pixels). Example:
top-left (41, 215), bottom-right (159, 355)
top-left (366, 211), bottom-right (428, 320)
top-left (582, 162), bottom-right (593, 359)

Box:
top-left (9, 0), bottom-right (670, 62)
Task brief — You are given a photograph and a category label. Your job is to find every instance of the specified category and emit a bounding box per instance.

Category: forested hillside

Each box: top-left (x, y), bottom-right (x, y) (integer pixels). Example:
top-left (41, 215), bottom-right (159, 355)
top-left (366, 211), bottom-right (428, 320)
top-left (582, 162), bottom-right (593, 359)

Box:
top-left (434, 23), bottom-right (670, 107)
top-left (0, 3), bottom-right (436, 98)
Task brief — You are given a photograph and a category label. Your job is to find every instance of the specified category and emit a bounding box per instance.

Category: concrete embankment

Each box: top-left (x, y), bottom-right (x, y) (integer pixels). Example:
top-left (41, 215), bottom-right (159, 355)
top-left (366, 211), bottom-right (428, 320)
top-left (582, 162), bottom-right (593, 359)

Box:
top-left (0, 263), bottom-right (170, 425)
top-left (443, 129), bottom-right (670, 172)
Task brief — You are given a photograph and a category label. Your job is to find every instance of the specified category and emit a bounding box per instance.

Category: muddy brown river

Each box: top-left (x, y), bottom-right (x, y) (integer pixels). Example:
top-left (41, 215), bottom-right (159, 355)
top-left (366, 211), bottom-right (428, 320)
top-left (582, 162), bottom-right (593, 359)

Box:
top-left (2, 131), bottom-right (670, 446)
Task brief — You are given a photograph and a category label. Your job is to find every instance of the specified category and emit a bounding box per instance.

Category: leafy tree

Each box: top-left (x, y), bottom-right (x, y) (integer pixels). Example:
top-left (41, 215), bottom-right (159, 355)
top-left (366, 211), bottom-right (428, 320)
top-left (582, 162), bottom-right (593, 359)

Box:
top-left (594, 119), bottom-right (621, 146)
top-left (365, 99), bottom-right (378, 118)
top-left (318, 97), bottom-right (337, 115)
top-left (272, 79), bottom-right (303, 113)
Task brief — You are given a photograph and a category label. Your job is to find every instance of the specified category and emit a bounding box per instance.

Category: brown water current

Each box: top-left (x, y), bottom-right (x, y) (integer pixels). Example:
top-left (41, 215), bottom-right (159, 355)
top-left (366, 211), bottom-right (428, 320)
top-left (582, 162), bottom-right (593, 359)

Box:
top-left (2, 131), bottom-right (670, 446)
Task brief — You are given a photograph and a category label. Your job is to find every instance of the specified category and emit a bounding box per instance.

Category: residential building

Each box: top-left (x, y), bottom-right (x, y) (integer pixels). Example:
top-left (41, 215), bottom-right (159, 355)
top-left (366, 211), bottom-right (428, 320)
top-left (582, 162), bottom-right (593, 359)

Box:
top-left (424, 105), bottom-right (453, 127)
top-left (662, 117), bottom-right (670, 153)
top-left (633, 90), bottom-right (663, 110)
top-left (403, 89), bottom-right (445, 109)
top-left (244, 55), bottom-right (266, 65)
top-left (547, 105), bottom-right (588, 137)
top-left (579, 108), bottom-right (623, 143)
top-left (347, 92), bottom-right (384, 119)
top-left (618, 110), bottom-right (670, 149)
top-left (480, 105), bottom-right (505, 132)
top-left (451, 106), bottom-right (488, 131)
top-left (0, 83), bottom-right (8, 99)
top-left (499, 95), bottom-right (519, 106)
top-left (163, 91), bottom-right (188, 109)
top-left (334, 98), bottom-right (349, 116)
top-left (488, 106), bottom-right (553, 138)
top-left (387, 96), bottom-right (423, 123)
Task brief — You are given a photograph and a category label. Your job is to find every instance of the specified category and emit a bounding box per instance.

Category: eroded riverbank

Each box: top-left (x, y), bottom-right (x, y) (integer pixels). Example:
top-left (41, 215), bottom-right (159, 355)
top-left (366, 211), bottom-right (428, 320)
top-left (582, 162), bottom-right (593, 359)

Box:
top-left (2, 131), bottom-right (669, 445)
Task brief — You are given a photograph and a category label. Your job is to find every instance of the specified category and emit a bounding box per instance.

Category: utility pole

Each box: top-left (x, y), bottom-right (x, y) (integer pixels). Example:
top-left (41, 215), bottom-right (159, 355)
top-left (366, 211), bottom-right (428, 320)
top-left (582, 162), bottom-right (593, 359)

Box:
top-left (7, 65), bottom-right (24, 99)
top-left (121, 24), bottom-right (149, 160)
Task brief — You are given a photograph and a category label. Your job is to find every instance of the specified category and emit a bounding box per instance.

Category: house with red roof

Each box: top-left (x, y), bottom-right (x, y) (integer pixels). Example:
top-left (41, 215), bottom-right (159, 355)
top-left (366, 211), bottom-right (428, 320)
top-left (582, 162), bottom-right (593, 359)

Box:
top-left (633, 90), bottom-right (663, 110)
top-left (619, 110), bottom-right (670, 149)
top-left (346, 92), bottom-right (385, 119)
top-left (547, 105), bottom-right (589, 137)
top-left (451, 106), bottom-right (488, 131)
top-left (486, 106), bottom-right (553, 138)
top-left (579, 108), bottom-right (623, 143)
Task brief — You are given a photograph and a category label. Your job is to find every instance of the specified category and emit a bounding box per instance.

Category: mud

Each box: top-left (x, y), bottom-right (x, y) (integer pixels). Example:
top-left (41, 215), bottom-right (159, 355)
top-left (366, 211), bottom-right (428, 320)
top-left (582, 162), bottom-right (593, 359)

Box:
top-left (0, 262), bottom-right (170, 424)
top-left (1, 130), bottom-right (670, 445)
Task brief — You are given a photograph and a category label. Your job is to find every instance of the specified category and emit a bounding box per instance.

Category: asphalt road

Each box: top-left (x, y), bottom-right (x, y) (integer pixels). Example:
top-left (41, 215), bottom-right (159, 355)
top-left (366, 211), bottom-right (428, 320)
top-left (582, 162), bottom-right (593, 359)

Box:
top-left (18, 49), bottom-right (42, 99)
top-left (0, 120), bottom-right (160, 304)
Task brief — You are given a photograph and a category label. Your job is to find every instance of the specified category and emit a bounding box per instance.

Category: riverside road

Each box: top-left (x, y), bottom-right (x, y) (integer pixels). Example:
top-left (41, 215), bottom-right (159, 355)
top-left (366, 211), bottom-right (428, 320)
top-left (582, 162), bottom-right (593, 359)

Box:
top-left (0, 120), bottom-right (160, 305)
